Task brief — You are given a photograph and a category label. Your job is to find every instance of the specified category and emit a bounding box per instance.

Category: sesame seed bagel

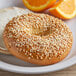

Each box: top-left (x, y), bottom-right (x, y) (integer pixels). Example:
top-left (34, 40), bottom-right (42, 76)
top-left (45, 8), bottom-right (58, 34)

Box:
top-left (3, 13), bottom-right (73, 65)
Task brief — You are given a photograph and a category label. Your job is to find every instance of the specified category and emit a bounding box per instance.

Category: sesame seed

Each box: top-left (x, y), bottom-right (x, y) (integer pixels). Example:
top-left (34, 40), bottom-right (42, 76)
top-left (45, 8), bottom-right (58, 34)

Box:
top-left (28, 57), bottom-right (31, 59)
top-left (23, 49), bottom-right (25, 52)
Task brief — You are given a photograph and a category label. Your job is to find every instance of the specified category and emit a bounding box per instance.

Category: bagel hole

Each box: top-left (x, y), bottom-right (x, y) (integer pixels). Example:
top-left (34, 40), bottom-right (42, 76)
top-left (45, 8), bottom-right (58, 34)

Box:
top-left (32, 26), bottom-right (53, 37)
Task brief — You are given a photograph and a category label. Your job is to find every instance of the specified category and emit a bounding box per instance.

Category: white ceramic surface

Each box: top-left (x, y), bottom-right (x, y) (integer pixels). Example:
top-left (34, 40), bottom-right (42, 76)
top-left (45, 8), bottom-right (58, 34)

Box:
top-left (0, 0), bottom-right (76, 74)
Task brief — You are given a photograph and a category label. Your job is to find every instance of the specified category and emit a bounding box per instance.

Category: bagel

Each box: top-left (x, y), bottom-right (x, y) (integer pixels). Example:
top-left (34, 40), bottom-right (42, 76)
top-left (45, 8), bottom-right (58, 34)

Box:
top-left (3, 13), bottom-right (73, 65)
top-left (0, 7), bottom-right (31, 54)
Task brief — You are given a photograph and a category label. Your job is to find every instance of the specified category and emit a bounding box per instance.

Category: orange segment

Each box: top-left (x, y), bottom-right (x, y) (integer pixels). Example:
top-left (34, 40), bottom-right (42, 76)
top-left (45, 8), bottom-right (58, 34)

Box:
top-left (23, 0), bottom-right (57, 12)
top-left (49, 0), bottom-right (76, 19)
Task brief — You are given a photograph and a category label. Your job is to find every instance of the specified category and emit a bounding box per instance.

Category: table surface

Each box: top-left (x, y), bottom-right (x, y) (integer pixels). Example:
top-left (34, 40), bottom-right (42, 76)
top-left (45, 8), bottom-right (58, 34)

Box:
top-left (0, 64), bottom-right (76, 76)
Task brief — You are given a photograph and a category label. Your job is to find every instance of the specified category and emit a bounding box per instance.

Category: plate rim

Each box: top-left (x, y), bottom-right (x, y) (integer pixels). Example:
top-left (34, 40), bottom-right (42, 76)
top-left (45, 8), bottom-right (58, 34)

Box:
top-left (0, 56), bottom-right (76, 74)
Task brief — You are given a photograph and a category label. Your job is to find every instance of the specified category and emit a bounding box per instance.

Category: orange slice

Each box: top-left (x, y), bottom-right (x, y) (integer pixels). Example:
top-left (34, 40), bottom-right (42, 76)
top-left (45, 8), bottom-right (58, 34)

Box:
top-left (49, 0), bottom-right (76, 19)
top-left (23, 0), bottom-right (57, 12)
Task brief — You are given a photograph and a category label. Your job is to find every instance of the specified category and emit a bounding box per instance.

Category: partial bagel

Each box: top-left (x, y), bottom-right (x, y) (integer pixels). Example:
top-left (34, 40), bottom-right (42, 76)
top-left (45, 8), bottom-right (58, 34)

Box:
top-left (0, 7), bottom-right (31, 54)
top-left (3, 13), bottom-right (73, 65)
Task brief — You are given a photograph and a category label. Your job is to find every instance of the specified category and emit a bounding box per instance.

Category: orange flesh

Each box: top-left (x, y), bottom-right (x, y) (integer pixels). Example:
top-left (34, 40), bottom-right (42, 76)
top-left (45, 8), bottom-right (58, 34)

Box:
top-left (26, 0), bottom-right (49, 6)
top-left (58, 0), bottom-right (75, 14)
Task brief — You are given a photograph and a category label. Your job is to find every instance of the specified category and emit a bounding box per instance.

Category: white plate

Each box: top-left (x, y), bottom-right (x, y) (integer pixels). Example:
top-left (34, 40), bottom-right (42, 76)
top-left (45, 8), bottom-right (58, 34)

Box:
top-left (0, 0), bottom-right (76, 74)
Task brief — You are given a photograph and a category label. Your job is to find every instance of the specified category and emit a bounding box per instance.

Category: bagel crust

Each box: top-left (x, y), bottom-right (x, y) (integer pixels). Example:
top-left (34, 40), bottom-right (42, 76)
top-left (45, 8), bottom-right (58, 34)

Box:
top-left (0, 7), bottom-right (31, 54)
top-left (3, 13), bottom-right (73, 65)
